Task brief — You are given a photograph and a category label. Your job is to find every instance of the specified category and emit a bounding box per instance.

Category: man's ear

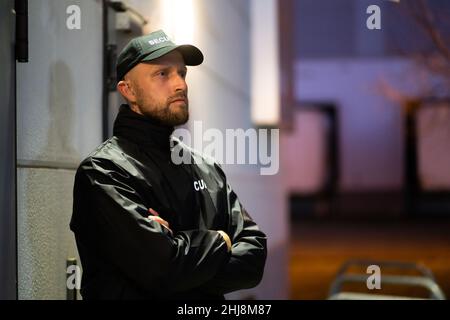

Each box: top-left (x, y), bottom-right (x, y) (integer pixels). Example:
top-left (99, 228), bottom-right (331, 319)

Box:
top-left (117, 79), bottom-right (136, 103)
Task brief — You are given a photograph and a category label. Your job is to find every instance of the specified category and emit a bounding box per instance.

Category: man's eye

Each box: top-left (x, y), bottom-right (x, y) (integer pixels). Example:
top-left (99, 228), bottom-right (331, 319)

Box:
top-left (156, 71), bottom-right (166, 77)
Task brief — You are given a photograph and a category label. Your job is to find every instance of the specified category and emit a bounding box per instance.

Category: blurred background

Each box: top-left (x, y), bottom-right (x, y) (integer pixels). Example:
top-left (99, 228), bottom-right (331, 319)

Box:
top-left (1, 0), bottom-right (450, 300)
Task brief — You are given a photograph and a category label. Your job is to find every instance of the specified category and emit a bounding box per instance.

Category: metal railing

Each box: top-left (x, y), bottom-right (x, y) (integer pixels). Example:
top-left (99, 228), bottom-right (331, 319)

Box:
top-left (328, 259), bottom-right (446, 300)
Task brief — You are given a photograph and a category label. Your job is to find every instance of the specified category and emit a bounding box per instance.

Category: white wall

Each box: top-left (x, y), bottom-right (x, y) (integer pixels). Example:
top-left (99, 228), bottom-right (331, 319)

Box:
top-left (189, 0), bottom-right (288, 299)
top-left (16, 0), bottom-right (103, 299)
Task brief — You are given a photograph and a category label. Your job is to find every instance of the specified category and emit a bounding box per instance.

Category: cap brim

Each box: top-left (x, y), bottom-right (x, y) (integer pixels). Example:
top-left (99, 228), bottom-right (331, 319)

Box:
top-left (141, 44), bottom-right (204, 66)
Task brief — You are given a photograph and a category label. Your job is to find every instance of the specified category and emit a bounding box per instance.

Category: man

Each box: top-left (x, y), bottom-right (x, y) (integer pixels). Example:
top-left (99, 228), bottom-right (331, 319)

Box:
top-left (70, 30), bottom-right (267, 300)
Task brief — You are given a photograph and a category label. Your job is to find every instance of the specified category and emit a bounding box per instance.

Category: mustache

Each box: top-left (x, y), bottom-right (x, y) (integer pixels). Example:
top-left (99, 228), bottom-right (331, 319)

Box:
top-left (167, 92), bottom-right (188, 104)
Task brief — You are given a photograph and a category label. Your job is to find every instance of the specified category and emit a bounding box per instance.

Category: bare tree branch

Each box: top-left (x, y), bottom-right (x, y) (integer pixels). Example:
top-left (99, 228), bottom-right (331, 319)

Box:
top-left (405, 0), bottom-right (450, 63)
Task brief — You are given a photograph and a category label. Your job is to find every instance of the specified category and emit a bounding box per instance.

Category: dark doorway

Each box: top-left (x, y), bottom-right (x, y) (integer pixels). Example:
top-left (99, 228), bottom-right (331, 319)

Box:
top-left (287, 103), bottom-right (339, 220)
top-left (406, 99), bottom-right (450, 217)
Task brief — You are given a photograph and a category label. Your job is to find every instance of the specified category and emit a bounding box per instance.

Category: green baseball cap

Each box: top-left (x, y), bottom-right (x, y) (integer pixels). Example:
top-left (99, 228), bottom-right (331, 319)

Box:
top-left (116, 29), bottom-right (204, 81)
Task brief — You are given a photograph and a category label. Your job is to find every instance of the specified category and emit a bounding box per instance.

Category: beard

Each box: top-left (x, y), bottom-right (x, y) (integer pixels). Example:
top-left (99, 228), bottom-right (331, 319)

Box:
top-left (135, 89), bottom-right (189, 127)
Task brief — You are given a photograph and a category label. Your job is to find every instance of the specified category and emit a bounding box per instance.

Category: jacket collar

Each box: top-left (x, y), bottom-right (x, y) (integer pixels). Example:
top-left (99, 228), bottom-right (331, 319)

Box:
top-left (113, 104), bottom-right (174, 152)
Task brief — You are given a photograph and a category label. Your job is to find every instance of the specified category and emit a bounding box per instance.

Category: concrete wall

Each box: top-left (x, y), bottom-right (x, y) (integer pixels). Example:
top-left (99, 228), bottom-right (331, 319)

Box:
top-left (16, 0), bottom-right (103, 299)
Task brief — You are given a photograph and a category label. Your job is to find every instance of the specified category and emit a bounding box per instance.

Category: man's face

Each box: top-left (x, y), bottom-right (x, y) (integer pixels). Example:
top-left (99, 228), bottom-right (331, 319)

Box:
top-left (123, 50), bottom-right (189, 126)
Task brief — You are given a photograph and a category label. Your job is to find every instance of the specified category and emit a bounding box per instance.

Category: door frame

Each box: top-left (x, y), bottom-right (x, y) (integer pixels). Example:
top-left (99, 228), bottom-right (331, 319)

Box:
top-left (0, 0), bottom-right (19, 300)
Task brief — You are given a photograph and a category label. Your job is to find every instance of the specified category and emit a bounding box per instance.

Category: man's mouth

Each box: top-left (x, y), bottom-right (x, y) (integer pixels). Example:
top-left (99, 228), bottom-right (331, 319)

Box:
top-left (169, 97), bottom-right (187, 104)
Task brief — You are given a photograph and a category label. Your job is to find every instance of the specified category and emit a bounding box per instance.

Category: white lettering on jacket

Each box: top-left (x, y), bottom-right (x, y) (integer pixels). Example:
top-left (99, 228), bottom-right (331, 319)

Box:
top-left (193, 179), bottom-right (207, 191)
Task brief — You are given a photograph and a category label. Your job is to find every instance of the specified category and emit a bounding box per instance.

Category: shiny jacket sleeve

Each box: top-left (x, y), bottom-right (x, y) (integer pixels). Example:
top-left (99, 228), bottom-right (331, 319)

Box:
top-left (71, 157), bottom-right (230, 296)
top-left (198, 168), bottom-right (268, 295)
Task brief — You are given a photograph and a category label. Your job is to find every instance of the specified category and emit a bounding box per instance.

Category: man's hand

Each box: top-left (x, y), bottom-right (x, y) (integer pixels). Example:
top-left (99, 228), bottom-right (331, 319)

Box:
top-left (217, 230), bottom-right (232, 252)
top-left (148, 208), bottom-right (173, 235)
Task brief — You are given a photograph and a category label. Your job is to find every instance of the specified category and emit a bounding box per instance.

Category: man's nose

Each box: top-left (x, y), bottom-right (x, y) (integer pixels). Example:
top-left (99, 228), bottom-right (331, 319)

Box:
top-left (173, 74), bottom-right (187, 92)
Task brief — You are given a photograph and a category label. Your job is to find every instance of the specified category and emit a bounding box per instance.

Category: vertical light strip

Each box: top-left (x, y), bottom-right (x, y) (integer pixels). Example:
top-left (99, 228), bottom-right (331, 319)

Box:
top-left (162, 0), bottom-right (195, 44)
top-left (250, 0), bottom-right (281, 126)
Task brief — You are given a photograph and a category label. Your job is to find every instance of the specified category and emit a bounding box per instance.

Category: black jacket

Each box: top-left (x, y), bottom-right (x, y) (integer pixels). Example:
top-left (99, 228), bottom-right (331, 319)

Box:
top-left (70, 104), bottom-right (267, 300)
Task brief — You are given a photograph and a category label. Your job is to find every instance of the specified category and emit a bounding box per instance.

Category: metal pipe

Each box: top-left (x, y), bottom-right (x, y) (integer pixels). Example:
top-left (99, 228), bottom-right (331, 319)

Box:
top-left (102, 0), bottom-right (109, 141)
